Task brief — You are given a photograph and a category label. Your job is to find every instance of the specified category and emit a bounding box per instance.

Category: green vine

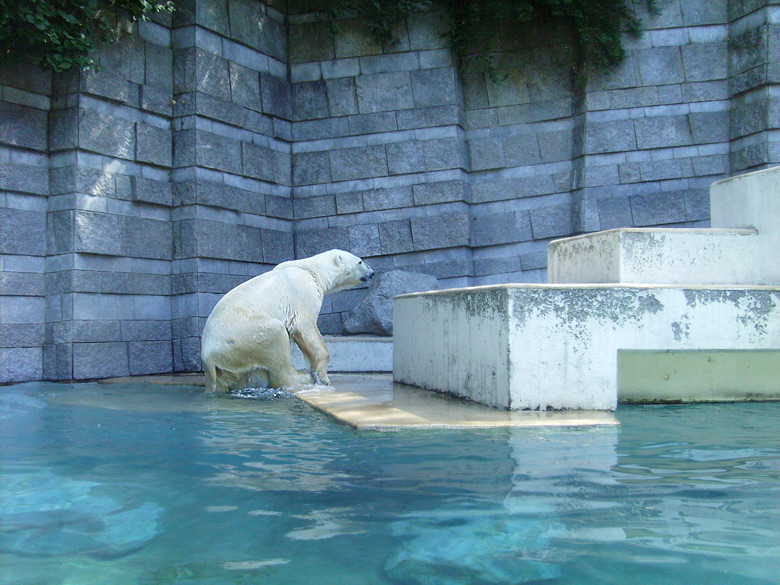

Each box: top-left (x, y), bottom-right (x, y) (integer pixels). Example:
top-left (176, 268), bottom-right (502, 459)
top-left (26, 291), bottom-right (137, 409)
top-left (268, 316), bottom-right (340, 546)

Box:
top-left (332, 0), bottom-right (655, 72)
top-left (0, 0), bottom-right (174, 73)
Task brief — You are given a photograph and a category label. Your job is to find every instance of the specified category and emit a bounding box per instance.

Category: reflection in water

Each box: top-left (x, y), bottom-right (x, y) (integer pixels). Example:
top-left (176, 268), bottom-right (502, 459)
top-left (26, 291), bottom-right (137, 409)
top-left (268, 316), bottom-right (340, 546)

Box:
top-left (0, 385), bottom-right (778, 585)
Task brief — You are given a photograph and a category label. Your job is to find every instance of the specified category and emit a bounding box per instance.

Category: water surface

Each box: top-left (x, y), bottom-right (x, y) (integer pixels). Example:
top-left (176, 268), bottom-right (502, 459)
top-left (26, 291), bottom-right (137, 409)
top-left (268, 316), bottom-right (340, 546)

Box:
top-left (1, 382), bottom-right (778, 584)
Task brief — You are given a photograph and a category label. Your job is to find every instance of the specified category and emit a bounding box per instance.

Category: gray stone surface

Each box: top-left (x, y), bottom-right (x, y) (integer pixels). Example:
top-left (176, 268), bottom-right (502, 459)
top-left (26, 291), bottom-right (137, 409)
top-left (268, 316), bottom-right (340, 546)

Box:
top-left (344, 270), bottom-right (439, 335)
top-left (3, 0), bottom-right (777, 382)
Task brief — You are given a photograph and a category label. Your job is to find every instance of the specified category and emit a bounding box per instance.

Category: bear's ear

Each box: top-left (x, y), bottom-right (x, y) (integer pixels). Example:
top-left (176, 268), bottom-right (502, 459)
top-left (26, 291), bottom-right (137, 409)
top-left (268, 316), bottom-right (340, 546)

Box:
top-left (333, 251), bottom-right (345, 267)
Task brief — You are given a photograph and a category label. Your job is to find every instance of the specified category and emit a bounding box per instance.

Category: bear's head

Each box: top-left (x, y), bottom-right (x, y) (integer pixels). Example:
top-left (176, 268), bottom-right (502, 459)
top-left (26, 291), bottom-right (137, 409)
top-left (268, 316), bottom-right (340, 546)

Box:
top-left (322, 249), bottom-right (374, 293)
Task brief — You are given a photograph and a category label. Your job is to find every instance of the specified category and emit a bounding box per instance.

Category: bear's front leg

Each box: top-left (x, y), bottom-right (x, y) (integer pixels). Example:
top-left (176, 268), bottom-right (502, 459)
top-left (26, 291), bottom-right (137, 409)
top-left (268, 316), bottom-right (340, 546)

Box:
top-left (291, 322), bottom-right (331, 386)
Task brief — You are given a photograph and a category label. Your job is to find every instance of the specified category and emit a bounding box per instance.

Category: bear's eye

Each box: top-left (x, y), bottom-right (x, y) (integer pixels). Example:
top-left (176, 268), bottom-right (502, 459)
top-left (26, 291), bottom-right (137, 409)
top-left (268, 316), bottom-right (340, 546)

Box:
top-left (359, 261), bottom-right (363, 265)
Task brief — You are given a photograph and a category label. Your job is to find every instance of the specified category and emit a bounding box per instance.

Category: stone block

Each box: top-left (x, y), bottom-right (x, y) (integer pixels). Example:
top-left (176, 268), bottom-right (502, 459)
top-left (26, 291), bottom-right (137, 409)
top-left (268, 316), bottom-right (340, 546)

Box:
top-left (126, 273), bottom-right (171, 295)
top-left (46, 210), bottom-right (74, 256)
top-left (410, 213), bottom-right (469, 251)
top-left (73, 210), bottom-right (127, 256)
top-left (261, 73), bottom-right (292, 120)
top-left (243, 143), bottom-right (291, 186)
top-left (412, 180), bottom-right (466, 205)
top-left (72, 320), bottom-right (122, 343)
top-left (639, 160), bottom-right (682, 182)
top-left (126, 217), bottom-right (171, 260)
top-left (729, 27), bottom-right (766, 77)
top-left (597, 196), bottom-right (633, 230)
top-left (196, 49), bottom-right (232, 100)
top-left (336, 192), bottom-right (364, 214)
top-left (294, 226), bottom-right (350, 258)
top-left (136, 123), bottom-right (172, 167)
top-left (0, 295), bottom-right (44, 324)
top-left (378, 220), bottom-right (414, 254)
top-left (584, 120), bottom-right (636, 154)
top-left (634, 115), bottom-right (692, 150)
top-left (397, 104), bottom-right (460, 130)
top-left (469, 137), bottom-right (504, 171)
top-left (0, 209), bottom-right (46, 256)
top-left (0, 103), bottom-right (47, 152)
top-left (122, 320), bottom-right (172, 342)
top-left (689, 110), bottom-right (729, 144)
top-left (347, 112), bottom-right (397, 135)
top-left (334, 18), bottom-right (382, 58)
top-left (0, 347), bottom-right (42, 383)
top-left (73, 342), bottom-right (130, 379)
top-left (261, 229), bottom-right (294, 264)
top-left (326, 77), bottom-right (358, 116)
top-left (539, 130), bottom-right (573, 162)
top-left (259, 15), bottom-right (287, 62)
top-left (485, 68), bottom-right (530, 107)
top-left (356, 72), bottom-right (414, 113)
top-left (363, 186), bottom-right (414, 211)
top-left (132, 177), bottom-right (173, 207)
top-left (79, 110), bottom-right (136, 160)
top-left (293, 151), bottom-right (331, 185)
top-left (344, 270), bottom-right (439, 335)
top-left (229, 0), bottom-right (263, 49)
top-left (0, 62), bottom-right (51, 94)
top-left (503, 133), bottom-right (542, 167)
top-left (410, 68), bottom-right (458, 108)
top-left (294, 195), bottom-right (336, 219)
top-left (330, 145), bottom-right (388, 182)
top-left (681, 42), bottom-right (727, 82)
top-left (293, 117), bottom-right (349, 141)
top-left (407, 10), bottom-right (449, 50)
top-left (386, 141), bottom-right (426, 175)
top-left (80, 70), bottom-right (133, 103)
top-left (229, 62), bottom-right (261, 109)
top-left (629, 191), bottom-right (687, 226)
top-left (0, 271), bottom-right (45, 296)
top-left (473, 211), bottom-right (532, 246)
top-left (129, 340), bottom-right (173, 375)
top-left (266, 195), bottom-right (294, 220)
top-left (292, 80), bottom-right (329, 121)
top-left (680, 0), bottom-right (727, 25)
top-left (196, 130), bottom-right (242, 175)
top-left (529, 203), bottom-right (572, 239)
top-left (289, 21), bottom-right (335, 63)
top-left (347, 223), bottom-right (382, 258)
top-left (0, 162), bottom-right (48, 196)
top-left (0, 323), bottom-right (44, 348)
top-left (140, 85), bottom-right (173, 116)
top-left (423, 137), bottom-right (463, 171)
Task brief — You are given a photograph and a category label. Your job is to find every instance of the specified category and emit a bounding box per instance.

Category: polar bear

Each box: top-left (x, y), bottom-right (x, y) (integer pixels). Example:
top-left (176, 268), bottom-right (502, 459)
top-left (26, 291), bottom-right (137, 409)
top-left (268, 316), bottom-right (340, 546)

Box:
top-left (201, 250), bottom-right (374, 393)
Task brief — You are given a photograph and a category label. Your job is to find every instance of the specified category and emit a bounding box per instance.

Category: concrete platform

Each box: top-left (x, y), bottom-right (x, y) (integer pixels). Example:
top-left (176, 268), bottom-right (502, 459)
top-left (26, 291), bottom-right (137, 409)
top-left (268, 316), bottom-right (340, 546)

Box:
top-left (98, 372), bottom-right (618, 430)
top-left (548, 228), bottom-right (760, 285)
top-left (394, 284), bottom-right (780, 411)
top-left (296, 374), bottom-right (618, 430)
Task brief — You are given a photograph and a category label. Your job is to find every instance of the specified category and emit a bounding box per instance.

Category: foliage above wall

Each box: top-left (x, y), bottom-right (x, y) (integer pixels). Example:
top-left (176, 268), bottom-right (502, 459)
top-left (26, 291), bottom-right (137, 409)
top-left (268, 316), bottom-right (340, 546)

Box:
top-left (0, 0), bottom-right (174, 72)
top-left (333, 0), bottom-right (654, 71)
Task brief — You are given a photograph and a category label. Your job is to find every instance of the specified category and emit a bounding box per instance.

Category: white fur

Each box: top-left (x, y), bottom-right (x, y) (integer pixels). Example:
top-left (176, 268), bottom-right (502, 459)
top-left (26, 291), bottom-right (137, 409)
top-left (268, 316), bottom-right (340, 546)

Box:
top-left (201, 249), bottom-right (374, 393)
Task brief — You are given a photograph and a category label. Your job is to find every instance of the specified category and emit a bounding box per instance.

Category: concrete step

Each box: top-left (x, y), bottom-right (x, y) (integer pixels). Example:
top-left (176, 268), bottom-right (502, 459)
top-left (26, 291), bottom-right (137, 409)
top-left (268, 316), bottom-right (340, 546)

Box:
top-left (292, 335), bottom-right (393, 373)
top-left (394, 284), bottom-right (780, 410)
top-left (548, 228), bottom-right (760, 285)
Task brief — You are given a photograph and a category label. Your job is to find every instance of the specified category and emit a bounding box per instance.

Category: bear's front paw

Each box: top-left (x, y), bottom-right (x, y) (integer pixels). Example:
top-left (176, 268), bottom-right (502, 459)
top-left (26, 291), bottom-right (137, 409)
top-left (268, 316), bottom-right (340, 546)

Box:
top-left (313, 372), bottom-right (330, 386)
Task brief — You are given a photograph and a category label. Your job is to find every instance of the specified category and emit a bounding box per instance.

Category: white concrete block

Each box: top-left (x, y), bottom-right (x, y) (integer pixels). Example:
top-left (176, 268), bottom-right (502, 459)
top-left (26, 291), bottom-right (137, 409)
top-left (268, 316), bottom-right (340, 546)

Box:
top-left (292, 335), bottom-right (392, 373)
top-left (548, 228), bottom-right (761, 285)
top-left (394, 284), bottom-right (780, 411)
top-left (710, 165), bottom-right (780, 284)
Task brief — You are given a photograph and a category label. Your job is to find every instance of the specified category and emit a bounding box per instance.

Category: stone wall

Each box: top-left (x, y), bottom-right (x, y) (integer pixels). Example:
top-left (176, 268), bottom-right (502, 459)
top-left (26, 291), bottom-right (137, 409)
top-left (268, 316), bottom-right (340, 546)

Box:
top-left (1, 0), bottom-right (779, 383)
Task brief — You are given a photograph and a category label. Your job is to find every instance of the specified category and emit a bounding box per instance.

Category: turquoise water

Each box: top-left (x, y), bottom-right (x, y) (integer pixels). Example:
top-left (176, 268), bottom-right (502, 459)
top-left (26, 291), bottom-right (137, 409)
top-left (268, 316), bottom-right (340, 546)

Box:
top-left (1, 382), bottom-right (778, 585)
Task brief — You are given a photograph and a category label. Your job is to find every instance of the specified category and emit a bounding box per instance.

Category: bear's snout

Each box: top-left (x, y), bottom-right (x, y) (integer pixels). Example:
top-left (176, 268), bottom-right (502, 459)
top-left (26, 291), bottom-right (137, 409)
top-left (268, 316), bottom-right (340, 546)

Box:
top-left (360, 263), bottom-right (374, 282)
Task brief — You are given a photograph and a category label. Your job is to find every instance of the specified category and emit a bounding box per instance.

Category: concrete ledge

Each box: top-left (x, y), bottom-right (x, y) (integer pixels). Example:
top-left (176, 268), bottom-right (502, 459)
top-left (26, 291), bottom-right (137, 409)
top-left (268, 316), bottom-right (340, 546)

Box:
top-left (394, 284), bottom-right (780, 411)
top-left (292, 335), bottom-right (393, 372)
top-left (548, 228), bottom-right (760, 285)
